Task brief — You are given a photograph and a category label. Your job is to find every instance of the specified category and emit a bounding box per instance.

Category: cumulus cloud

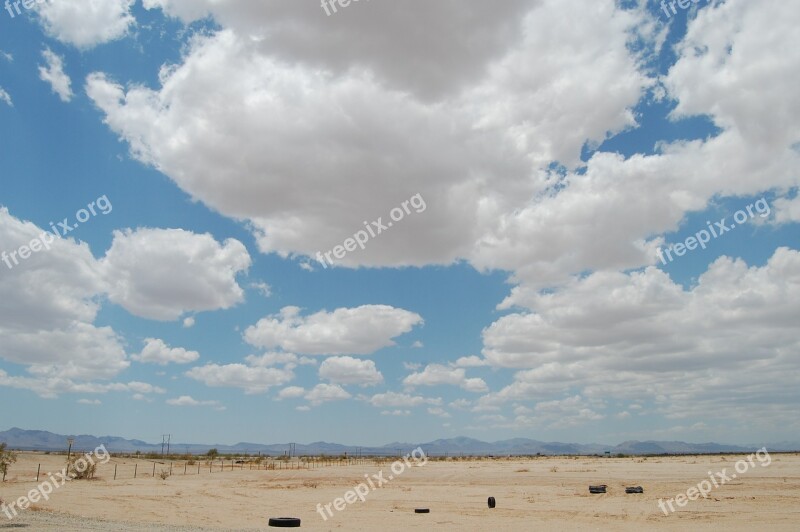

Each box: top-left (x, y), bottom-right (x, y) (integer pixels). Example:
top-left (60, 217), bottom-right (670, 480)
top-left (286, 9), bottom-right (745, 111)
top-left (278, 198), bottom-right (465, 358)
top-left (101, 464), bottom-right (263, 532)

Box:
top-left (479, 248), bottom-right (800, 429)
top-left (0, 208), bottom-right (128, 381)
top-left (366, 391), bottom-right (442, 408)
top-left (166, 395), bottom-right (221, 408)
top-left (34, 0), bottom-right (136, 48)
top-left (77, 398), bottom-right (101, 405)
top-left (427, 407), bottom-right (451, 418)
top-left (132, 338), bottom-right (199, 365)
top-left (38, 48), bottom-right (73, 102)
top-left (305, 383), bottom-right (351, 405)
top-left (277, 386), bottom-right (306, 400)
top-left (101, 228), bottom-right (251, 321)
top-left (86, 0), bottom-right (652, 272)
top-left (403, 364), bottom-right (488, 393)
top-left (381, 409), bottom-right (411, 416)
top-left (186, 363), bottom-right (293, 394)
top-left (244, 305), bottom-right (423, 355)
top-left (0, 371), bottom-right (164, 399)
top-left (453, 355), bottom-right (489, 368)
top-left (319, 356), bottom-right (383, 387)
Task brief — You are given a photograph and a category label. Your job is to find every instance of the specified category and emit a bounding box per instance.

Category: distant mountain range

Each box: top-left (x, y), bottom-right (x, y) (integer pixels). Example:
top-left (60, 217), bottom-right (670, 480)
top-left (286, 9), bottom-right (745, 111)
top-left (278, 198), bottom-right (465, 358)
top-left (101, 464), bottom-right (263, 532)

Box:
top-left (1, 428), bottom-right (797, 456)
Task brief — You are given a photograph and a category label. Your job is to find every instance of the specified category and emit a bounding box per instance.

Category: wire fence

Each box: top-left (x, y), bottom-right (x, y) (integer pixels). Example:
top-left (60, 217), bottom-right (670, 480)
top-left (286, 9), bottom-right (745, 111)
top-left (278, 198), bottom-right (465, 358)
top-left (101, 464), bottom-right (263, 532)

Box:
top-left (2, 455), bottom-right (385, 483)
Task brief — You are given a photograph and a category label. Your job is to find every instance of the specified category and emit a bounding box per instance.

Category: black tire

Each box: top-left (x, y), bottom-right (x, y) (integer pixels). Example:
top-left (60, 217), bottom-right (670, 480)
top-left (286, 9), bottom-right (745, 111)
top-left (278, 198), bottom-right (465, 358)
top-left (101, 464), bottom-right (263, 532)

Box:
top-left (625, 486), bottom-right (644, 494)
top-left (488, 497), bottom-right (496, 508)
top-left (589, 485), bottom-right (607, 494)
top-left (268, 517), bottom-right (301, 527)
top-left (414, 508), bottom-right (430, 514)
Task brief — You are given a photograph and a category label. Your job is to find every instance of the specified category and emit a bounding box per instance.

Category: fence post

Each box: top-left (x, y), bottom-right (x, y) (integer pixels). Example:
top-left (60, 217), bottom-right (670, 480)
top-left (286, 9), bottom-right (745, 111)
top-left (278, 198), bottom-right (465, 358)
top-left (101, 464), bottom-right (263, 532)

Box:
top-left (184, 462), bottom-right (187, 475)
top-left (153, 462), bottom-right (156, 477)
top-left (114, 464), bottom-right (117, 480)
top-left (134, 464), bottom-right (137, 479)
top-left (36, 464), bottom-right (41, 482)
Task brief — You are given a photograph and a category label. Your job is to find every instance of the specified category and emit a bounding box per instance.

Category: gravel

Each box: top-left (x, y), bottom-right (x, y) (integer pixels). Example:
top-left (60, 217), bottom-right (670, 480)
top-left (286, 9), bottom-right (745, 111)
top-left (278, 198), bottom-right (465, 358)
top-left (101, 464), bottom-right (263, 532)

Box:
top-left (1, 511), bottom-right (252, 531)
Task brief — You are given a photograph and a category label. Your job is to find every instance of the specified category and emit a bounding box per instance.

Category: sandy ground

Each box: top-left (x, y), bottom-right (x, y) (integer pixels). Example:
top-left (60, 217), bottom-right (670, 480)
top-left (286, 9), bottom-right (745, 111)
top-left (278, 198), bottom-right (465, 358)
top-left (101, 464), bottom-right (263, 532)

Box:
top-left (1, 452), bottom-right (799, 531)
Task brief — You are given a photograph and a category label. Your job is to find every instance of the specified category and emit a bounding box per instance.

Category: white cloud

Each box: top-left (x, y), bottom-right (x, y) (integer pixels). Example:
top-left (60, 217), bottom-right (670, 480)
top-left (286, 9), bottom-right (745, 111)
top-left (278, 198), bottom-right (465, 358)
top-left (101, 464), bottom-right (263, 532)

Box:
top-left (166, 395), bottom-right (220, 407)
top-left (77, 398), bottom-right (101, 405)
top-left (86, 0), bottom-right (651, 272)
top-left (0, 87), bottom-right (12, 106)
top-left (0, 208), bottom-right (128, 381)
top-left (0, 51), bottom-right (12, 62)
top-left (381, 409), bottom-right (411, 416)
top-left (0, 371), bottom-right (164, 399)
top-left (183, 317), bottom-right (195, 328)
top-left (132, 338), bottom-right (199, 365)
top-left (38, 48), bottom-right (73, 102)
top-left (83, 0), bottom-right (798, 297)
top-left (244, 305), bottom-right (423, 355)
top-left (403, 364), bottom-right (488, 393)
top-left (305, 383), bottom-right (351, 405)
top-left (479, 248), bottom-right (800, 429)
top-left (186, 363), bottom-right (293, 394)
top-left (34, 0), bottom-right (136, 48)
top-left (366, 391), bottom-right (442, 408)
top-left (246, 352), bottom-right (300, 367)
top-left (277, 386), bottom-right (306, 400)
top-left (453, 355), bottom-right (489, 368)
top-left (251, 282), bottom-right (271, 297)
top-left (427, 407), bottom-right (451, 418)
top-left (101, 228), bottom-right (251, 321)
top-left (319, 356), bottom-right (383, 387)
top-left (773, 195), bottom-right (800, 224)
top-left (449, 399), bottom-right (472, 410)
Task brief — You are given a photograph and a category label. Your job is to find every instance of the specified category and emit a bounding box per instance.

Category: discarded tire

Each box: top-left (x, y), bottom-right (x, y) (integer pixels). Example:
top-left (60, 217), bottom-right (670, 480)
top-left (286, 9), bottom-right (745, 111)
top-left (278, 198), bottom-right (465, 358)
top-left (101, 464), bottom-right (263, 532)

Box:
top-left (589, 485), bottom-right (607, 494)
top-left (268, 517), bottom-right (301, 527)
top-left (488, 496), bottom-right (496, 508)
top-left (414, 508), bottom-right (430, 514)
top-left (625, 486), bottom-right (644, 494)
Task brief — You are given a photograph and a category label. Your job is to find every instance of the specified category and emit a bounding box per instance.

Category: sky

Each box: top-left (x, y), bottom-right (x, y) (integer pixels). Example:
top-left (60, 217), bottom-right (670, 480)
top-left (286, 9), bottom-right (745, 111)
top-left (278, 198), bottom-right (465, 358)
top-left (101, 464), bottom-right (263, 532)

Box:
top-left (0, 0), bottom-right (798, 448)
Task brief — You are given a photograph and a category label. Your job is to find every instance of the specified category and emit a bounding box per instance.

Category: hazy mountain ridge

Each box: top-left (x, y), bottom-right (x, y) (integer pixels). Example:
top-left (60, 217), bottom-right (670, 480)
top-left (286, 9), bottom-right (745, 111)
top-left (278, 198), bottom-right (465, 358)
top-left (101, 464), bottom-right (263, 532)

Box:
top-left (1, 428), bottom-right (797, 455)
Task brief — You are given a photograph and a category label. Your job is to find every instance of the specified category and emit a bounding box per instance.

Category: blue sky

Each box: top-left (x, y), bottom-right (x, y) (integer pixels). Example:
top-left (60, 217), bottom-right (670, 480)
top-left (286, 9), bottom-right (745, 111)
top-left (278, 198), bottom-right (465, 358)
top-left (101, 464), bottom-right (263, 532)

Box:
top-left (0, 0), bottom-right (798, 447)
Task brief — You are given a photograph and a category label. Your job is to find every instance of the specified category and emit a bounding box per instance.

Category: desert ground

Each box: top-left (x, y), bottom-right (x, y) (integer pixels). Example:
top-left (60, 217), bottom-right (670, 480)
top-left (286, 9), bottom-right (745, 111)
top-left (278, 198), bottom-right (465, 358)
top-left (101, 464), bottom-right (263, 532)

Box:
top-left (1, 452), bottom-right (798, 531)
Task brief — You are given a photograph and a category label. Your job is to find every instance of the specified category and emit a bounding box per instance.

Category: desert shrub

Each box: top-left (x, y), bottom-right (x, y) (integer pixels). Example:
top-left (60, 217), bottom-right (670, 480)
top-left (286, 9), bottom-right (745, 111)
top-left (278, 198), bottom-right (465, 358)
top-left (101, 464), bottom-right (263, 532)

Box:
top-left (159, 469), bottom-right (170, 480)
top-left (187, 458), bottom-right (196, 465)
top-left (68, 454), bottom-right (97, 479)
top-left (206, 448), bottom-right (219, 458)
top-left (0, 443), bottom-right (17, 481)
